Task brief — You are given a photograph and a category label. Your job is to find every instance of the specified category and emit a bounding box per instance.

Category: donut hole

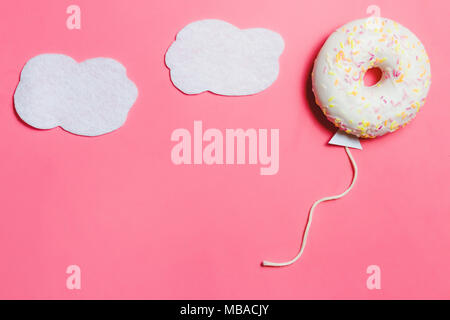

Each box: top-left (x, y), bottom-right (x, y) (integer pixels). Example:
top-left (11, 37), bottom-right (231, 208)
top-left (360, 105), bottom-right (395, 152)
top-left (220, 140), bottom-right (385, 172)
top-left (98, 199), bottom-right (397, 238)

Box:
top-left (363, 67), bottom-right (383, 87)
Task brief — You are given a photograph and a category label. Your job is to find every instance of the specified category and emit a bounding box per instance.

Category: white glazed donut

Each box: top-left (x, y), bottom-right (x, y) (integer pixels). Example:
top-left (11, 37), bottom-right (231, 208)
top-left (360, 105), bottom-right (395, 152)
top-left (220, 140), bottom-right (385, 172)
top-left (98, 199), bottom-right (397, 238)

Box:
top-left (312, 17), bottom-right (431, 138)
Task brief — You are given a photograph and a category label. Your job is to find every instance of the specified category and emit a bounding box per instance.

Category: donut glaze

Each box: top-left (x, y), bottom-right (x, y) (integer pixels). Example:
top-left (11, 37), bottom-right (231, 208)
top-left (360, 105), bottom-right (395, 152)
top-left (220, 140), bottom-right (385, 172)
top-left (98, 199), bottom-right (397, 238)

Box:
top-left (312, 18), bottom-right (431, 138)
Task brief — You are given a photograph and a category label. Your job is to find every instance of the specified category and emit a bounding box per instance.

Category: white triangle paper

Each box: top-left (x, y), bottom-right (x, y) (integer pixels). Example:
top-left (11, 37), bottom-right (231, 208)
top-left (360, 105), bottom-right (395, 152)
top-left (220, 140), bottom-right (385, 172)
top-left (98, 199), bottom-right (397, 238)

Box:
top-left (329, 130), bottom-right (362, 150)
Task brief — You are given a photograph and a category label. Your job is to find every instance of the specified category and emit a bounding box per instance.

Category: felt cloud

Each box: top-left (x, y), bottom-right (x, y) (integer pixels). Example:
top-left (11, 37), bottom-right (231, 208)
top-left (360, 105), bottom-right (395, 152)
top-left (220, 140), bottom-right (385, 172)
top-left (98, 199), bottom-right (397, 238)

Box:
top-left (14, 54), bottom-right (138, 136)
top-left (165, 19), bottom-right (285, 96)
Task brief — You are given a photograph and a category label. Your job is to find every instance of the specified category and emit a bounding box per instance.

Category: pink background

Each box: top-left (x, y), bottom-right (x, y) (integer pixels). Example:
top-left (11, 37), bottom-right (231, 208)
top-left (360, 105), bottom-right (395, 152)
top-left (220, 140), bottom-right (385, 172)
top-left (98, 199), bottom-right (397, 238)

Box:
top-left (0, 0), bottom-right (449, 299)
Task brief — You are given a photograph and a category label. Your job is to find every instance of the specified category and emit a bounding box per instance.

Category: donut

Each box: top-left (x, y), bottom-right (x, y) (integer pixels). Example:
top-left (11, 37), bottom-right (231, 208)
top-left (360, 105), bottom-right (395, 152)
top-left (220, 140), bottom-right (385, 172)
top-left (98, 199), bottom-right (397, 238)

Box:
top-left (312, 17), bottom-right (431, 138)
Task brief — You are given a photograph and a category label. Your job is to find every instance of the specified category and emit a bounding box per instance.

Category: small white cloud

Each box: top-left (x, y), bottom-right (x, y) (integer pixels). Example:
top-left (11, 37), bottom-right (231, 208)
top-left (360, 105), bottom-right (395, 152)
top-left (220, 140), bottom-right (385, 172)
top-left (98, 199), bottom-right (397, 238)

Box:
top-left (14, 54), bottom-right (138, 136)
top-left (165, 19), bottom-right (284, 96)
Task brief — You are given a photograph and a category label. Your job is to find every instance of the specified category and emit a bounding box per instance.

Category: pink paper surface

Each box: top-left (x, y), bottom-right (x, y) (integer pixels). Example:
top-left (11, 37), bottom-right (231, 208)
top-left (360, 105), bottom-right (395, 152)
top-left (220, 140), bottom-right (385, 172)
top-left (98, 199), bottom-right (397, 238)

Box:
top-left (0, 0), bottom-right (449, 299)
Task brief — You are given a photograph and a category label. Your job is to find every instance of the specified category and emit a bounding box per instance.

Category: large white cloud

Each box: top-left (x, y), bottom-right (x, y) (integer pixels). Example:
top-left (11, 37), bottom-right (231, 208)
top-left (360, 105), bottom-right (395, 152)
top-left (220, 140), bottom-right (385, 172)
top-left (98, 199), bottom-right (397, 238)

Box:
top-left (165, 19), bottom-right (284, 96)
top-left (14, 54), bottom-right (138, 136)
